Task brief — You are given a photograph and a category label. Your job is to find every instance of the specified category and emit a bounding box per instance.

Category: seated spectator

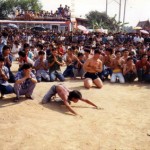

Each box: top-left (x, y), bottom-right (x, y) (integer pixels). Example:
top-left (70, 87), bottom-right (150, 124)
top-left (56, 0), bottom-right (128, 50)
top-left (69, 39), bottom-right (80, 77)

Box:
top-left (0, 37), bottom-right (6, 56)
top-left (34, 51), bottom-right (50, 82)
top-left (83, 49), bottom-right (92, 61)
top-left (102, 48), bottom-right (115, 80)
top-left (48, 47), bottom-right (65, 82)
top-left (2, 45), bottom-right (15, 83)
top-left (83, 50), bottom-right (103, 89)
top-left (23, 43), bottom-right (34, 60)
top-left (11, 41), bottom-right (21, 61)
top-left (46, 44), bottom-right (53, 59)
top-left (121, 49), bottom-right (130, 62)
top-left (14, 63), bottom-right (37, 102)
top-left (63, 48), bottom-right (82, 78)
top-left (73, 53), bottom-right (85, 79)
top-left (0, 57), bottom-right (14, 98)
top-left (136, 54), bottom-right (150, 82)
top-left (110, 50), bottom-right (125, 83)
top-left (57, 43), bottom-right (64, 56)
top-left (123, 57), bottom-right (137, 82)
top-left (18, 51), bottom-right (34, 70)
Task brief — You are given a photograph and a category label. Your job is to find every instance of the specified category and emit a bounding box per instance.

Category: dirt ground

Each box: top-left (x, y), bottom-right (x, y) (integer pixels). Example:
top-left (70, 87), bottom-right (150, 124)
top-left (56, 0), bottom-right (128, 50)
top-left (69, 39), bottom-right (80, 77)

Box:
top-left (0, 61), bottom-right (150, 150)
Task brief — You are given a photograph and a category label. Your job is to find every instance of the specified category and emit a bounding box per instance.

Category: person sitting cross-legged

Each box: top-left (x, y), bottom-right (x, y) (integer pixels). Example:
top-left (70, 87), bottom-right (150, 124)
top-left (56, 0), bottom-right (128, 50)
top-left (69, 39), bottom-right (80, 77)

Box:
top-left (14, 63), bottom-right (37, 102)
top-left (0, 57), bottom-right (14, 98)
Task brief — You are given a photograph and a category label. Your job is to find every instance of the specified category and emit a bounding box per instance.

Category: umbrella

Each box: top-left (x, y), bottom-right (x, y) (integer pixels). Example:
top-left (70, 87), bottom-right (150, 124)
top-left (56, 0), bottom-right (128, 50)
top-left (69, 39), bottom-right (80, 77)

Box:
top-left (7, 23), bottom-right (18, 29)
top-left (31, 26), bottom-right (46, 31)
top-left (77, 25), bottom-right (87, 31)
top-left (133, 26), bottom-right (142, 30)
top-left (140, 30), bottom-right (149, 34)
top-left (95, 28), bottom-right (104, 33)
top-left (83, 30), bottom-right (89, 34)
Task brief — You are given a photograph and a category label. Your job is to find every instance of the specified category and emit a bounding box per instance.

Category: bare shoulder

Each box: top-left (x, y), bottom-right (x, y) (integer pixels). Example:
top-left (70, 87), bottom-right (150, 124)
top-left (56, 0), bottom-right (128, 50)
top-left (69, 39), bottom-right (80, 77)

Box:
top-left (87, 58), bottom-right (94, 62)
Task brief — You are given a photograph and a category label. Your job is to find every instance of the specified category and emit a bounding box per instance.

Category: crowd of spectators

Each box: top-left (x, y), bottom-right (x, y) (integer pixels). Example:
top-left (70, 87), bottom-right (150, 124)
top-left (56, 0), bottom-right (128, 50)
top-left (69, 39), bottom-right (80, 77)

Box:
top-left (0, 26), bottom-right (150, 99)
top-left (13, 4), bottom-right (71, 20)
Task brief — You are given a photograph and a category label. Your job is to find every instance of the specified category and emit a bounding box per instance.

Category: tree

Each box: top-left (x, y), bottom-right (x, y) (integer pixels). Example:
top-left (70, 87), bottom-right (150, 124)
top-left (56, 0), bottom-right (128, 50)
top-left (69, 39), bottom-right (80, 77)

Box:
top-left (0, 0), bottom-right (42, 19)
top-left (17, 0), bottom-right (42, 12)
top-left (86, 11), bottom-right (122, 32)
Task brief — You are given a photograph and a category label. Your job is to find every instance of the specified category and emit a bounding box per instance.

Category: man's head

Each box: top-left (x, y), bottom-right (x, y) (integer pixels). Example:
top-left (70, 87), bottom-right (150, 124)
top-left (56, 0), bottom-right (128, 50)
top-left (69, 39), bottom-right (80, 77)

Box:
top-left (115, 50), bottom-right (121, 58)
top-left (68, 90), bottom-right (82, 103)
top-left (24, 43), bottom-right (30, 54)
top-left (126, 57), bottom-right (133, 65)
top-left (77, 52), bottom-right (84, 60)
top-left (2, 45), bottom-right (11, 55)
top-left (123, 49), bottom-right (129, 57)
top-left (21, 63), bottom-right (32, 74)
top-left (141, 54), bottom-right (148, 61)
top-left (94, 49), bottom-right (101, 59)
top-left (18, 51), bottom-right (26, 59)
top-left (38, 50), bottom-right (45, 59)
top-left (105, 48), bottom-right (113, 55)
top-left (37, 44), bottom-right (43, 51)
top-left (51, 47), bottom-right (58, 56)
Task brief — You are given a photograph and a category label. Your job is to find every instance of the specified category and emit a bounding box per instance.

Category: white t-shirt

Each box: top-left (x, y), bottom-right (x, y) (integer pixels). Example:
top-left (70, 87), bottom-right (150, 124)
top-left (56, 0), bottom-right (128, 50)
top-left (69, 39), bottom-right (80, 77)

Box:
top-left (11, 44), bottom-right (21, 60)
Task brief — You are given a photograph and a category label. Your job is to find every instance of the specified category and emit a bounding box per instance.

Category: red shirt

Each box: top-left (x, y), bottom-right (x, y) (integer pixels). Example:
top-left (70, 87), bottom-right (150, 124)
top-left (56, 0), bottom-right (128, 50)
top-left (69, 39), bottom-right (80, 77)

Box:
top-left (136, 60), bottom-right (150, 74)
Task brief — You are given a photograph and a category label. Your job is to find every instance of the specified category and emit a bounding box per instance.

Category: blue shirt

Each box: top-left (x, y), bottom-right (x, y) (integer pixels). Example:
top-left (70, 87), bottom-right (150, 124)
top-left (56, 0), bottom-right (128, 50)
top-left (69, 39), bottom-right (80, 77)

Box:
top-left (0, 66), bottom-right (9, 86)
top-left (15, 71), bottom-right (36, 89)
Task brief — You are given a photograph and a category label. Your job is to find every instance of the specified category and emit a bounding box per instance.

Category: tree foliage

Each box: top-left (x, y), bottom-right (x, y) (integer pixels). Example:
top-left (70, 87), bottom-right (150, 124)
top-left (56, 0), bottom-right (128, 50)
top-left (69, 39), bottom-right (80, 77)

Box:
top-left (86, 11), bottom-right (126, 32)
top-left (0, 0), bottom-right (42, 19)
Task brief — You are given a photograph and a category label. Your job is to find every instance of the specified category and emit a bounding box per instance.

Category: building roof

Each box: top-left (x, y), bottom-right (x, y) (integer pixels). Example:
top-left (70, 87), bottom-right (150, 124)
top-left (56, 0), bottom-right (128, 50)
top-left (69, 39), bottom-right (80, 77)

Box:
top-left (137, 20), bottom-right (150, 28)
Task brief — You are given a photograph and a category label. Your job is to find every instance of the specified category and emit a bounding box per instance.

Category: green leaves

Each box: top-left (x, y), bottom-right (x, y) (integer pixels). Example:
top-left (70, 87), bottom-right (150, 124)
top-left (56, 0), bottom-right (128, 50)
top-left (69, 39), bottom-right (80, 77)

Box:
top-left (86, 10), bottom-right (126, 32)
top-left (0, 0), bottom-right (42, 19)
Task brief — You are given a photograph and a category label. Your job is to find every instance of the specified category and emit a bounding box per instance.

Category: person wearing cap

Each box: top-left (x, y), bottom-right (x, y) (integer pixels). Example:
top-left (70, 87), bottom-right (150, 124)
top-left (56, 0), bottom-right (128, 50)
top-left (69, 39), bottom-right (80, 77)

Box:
top-left (83, 49), bottom-right (103, 89)
top-left (42, 84), bottom-right (101, 116)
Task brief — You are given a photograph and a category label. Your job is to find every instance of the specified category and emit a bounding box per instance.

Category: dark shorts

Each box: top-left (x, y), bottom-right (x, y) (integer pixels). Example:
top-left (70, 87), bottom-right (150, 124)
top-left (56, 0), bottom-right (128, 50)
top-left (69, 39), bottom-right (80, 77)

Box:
top-left (84, 72), bottom-right (99, 80)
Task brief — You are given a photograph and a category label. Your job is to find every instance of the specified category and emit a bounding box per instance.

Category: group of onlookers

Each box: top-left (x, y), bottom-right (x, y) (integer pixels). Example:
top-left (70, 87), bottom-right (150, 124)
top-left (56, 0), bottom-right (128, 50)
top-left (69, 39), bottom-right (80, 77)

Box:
top-left (14, 4), bottom-right (71, 20)
top-left (0, 27), bottom-right (150, 102)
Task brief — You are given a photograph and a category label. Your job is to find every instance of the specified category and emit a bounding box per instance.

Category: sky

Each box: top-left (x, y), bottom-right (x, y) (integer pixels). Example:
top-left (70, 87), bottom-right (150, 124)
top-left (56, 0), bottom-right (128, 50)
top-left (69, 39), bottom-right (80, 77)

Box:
top-left (40, 0), bottom-right (150, 27)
